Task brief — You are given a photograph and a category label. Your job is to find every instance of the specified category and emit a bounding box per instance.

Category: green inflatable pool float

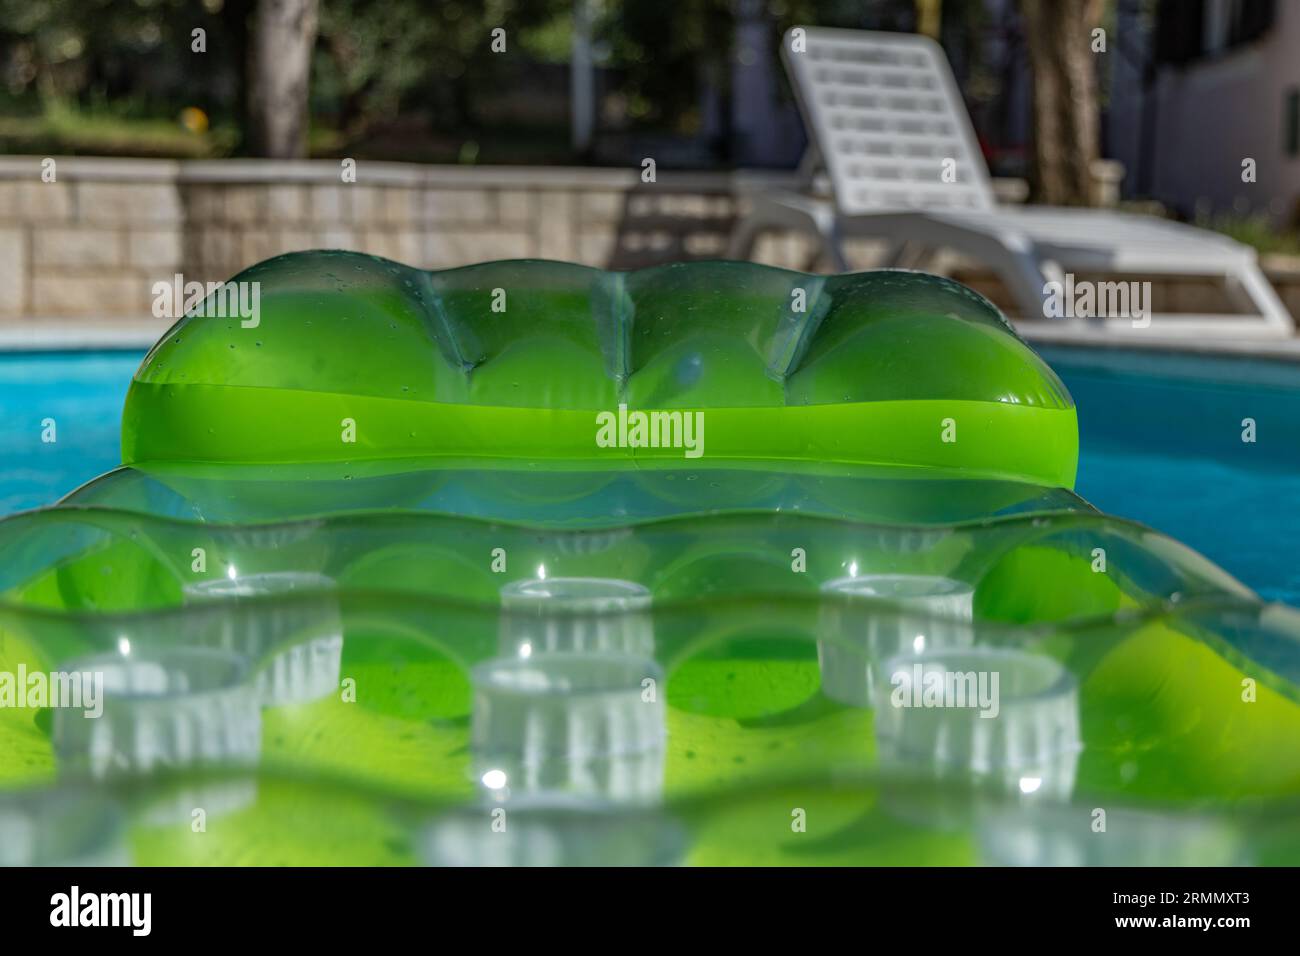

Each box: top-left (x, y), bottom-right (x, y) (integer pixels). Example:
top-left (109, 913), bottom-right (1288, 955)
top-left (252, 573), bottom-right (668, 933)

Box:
top-left (1, 251), bottom-right (1297, 867)
top-left (120, 253), bottom-right (1076, 485)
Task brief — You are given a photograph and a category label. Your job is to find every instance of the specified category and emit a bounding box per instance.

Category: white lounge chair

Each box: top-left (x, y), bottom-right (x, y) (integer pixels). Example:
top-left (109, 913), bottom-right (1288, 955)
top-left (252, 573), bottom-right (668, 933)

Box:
top-left (728, 26), bottom-right (1294, 336)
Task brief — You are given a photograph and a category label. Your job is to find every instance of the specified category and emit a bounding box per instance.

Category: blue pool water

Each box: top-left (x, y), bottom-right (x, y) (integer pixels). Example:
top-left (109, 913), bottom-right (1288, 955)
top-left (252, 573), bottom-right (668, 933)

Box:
top-left (1038, 345), bottom-right (1300, 605)
top-left (0, 351), bottom-right (140, 515)
top-left (0, 346), bottom-right (1297, 604)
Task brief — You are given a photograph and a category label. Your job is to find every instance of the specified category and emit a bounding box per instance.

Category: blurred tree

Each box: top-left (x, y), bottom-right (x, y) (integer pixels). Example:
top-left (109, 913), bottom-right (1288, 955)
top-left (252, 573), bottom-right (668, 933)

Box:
top-left (0, 0), bottom-right (1000, 166)
top-left (0, 0), bottom-right (238, 112)
top-left (915, 0), bottom-right (941, 38)
top-left (248, 0), bottom-right (318, 157)
top-left (313, 0), bottom-right (568, 141)
top-left (1019, 0), bottom-right (1101, 205)
top-left (608, 0), bottom-right (732, 136)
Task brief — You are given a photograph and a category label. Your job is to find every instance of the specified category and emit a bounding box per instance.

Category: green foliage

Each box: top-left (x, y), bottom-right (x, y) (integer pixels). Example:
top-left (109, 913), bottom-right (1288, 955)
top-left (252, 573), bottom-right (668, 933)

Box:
top-left (0, 0), bottom-right (241, 108)
top-left (0, 0), bottom-right (944, 161)
top-left (1196, 211), bottom-right (1300, 256)
top-left (314, 0), bottom-right (569, 132)
top-left (0, 0), bottom-right (245, 152)
top-left (0, 107), bottom-right (236, 157)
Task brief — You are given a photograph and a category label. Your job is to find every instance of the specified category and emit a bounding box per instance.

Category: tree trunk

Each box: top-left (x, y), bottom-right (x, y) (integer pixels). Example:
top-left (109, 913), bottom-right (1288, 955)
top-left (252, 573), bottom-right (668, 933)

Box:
top-left (224, 0), bottom-right (256, 150)
top-left (247, 0), bottom-right (319, 158)
top-left (1020, 0), bottom-right (1101, 206)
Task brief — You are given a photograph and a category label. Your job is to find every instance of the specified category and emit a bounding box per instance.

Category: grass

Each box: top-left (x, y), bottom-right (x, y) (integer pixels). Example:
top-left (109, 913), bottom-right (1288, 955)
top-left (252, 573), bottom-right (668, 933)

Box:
top-left (1196, 211), bottom-right (1300, 257)
top-left (0, 100), bottom-right (576, 165)
top-left (0, 102), bottom-right (238, 158)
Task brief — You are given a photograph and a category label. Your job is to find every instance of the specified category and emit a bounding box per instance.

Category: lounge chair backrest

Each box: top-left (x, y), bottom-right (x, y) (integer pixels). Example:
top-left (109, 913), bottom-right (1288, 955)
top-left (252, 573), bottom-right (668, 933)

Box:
top-left (782, 27), bottom-right (995, 214)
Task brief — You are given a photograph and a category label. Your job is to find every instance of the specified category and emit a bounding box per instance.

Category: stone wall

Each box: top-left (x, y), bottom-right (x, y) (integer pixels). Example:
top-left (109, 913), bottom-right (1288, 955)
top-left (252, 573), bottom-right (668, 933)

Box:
top-left (1, 156), bottom-right (1298, 325)
top-left (0, 160), bottom-right (184, 319)
top-left (0, 158), bottom-right (791, 322)
top-left (174, 162), bottom-right (760, 286)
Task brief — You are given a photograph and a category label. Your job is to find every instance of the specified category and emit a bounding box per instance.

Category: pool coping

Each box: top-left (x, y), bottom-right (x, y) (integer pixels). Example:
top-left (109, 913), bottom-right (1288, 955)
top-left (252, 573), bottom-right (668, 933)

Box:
top-left (1016, 322), bottom-right (1300, 363)
top-left (0, 322), bottom-right (166, 352)
top-left (3, 318), bottom-right (1300, 365)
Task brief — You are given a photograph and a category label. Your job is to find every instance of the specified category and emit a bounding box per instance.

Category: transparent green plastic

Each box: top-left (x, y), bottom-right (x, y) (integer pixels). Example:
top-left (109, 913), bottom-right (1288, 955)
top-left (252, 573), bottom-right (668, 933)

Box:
top-left (122, 253), bottom-right (1078, 487)
top-left (0, 253), bottom-right (1296, 867)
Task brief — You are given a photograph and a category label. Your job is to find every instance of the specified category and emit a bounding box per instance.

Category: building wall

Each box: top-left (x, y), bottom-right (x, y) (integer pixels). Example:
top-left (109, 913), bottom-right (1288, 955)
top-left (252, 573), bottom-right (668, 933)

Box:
top-left (1106, 0), bottom-right (1150, 199)
top-left (1149, 0), bottom-right (1300, 221)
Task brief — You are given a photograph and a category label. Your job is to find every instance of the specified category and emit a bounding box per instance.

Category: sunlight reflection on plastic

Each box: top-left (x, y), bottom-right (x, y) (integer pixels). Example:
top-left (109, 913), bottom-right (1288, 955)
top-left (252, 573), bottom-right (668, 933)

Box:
top-left (817, 573), bottom-right (974, 707)
top-left (419, 797), bottom-right (686, 867)
top-left (52, 647), bottom-right (261, 782)
top-left (470, 652), bottom-right (665, 805)
top-left (873, 646), bottom-right (1080, 801)
top-left (977, 804), bottom-right (1247, 866)
top-left (184, 571), bottom-right (344, 706)
top-left (0, 791), bottom-right (131, 866)
top-left (499, 576), bottom-right (654, 658)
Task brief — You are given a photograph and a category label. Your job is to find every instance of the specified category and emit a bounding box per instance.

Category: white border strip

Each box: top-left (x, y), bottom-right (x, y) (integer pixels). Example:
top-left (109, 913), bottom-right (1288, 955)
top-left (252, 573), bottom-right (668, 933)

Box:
top-left (0, 322), bottom-right (163, 352)
top-left (1, 318), bottom-right (1297, 362)
top-left (1018, 321), bottom-right (1300, 363)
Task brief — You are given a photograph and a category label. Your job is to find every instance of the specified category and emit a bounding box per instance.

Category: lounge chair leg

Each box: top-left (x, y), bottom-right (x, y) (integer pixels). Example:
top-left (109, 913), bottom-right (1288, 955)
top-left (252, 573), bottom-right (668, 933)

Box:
top-left (1223, 272), bottom-right (1254, 315)
top-left (987, 244), bottom-right (1053, 322)
top-left (820, 217), bottom-right (850, 273)
top-left (799, 243), bottom-right (823, 273)
top-left (880, 241), bottom-right (907, 267)
top-left (895, 242), bottom-right (935, 270)
top-left (727, 217), bottom-right (762, 261)
top-left (1234, 261), bottom-right (1294, 333)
